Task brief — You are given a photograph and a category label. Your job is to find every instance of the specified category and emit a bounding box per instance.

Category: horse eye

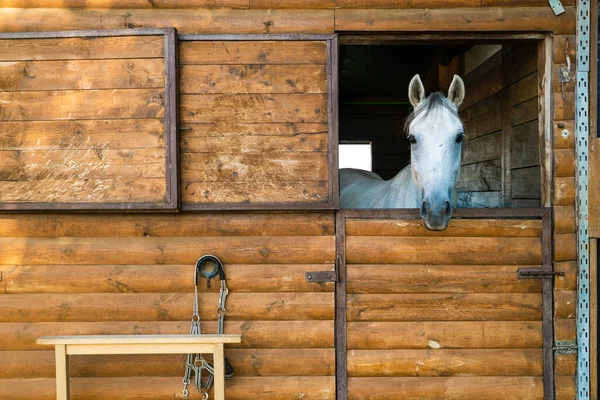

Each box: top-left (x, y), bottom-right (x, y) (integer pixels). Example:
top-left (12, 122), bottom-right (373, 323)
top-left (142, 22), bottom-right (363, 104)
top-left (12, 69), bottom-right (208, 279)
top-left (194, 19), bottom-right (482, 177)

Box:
top-left (408, 135), bottom-right (417, 145)
top-left (456, 133), bottom-right (465, 143)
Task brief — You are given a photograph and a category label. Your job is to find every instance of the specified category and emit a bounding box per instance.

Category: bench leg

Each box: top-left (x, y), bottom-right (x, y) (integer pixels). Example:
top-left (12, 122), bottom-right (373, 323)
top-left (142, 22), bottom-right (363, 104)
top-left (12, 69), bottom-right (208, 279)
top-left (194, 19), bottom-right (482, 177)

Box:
top-left (212, 344), bottom-right (225, 400)
top-left (55, 345), bottom-right (70, 400)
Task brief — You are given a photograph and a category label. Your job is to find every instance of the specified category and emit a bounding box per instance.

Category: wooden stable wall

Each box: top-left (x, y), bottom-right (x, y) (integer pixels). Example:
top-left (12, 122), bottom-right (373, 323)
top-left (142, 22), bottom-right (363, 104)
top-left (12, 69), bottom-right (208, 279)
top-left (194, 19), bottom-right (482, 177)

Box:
top-left (459, 42), bottom-right (541, 208)
top-left (0, 213), bottom-right (336, 399)
top-left (344, 216), bottom-right (548, 399)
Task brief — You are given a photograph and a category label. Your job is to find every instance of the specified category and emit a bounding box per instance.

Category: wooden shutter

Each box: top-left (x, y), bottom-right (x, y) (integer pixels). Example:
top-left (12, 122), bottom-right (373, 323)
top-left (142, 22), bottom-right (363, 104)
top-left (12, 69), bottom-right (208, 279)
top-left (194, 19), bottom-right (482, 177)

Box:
top-left (178, 34), bottom-right (338, 210)
top-left (0, 29), bottom-right (178, 210)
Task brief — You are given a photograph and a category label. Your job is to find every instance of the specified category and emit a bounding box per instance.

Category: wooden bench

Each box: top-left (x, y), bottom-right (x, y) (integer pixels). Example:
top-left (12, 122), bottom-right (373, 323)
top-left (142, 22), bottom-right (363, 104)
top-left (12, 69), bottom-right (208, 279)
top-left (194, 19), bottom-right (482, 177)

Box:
top-left (37, 334), bottom-right (242, 400)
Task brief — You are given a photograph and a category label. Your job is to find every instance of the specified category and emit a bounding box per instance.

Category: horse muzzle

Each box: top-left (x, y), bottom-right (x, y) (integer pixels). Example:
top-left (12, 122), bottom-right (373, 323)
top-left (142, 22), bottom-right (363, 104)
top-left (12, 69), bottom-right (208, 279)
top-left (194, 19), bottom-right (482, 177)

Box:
top-left (420, 198), bottom-right (452, 231)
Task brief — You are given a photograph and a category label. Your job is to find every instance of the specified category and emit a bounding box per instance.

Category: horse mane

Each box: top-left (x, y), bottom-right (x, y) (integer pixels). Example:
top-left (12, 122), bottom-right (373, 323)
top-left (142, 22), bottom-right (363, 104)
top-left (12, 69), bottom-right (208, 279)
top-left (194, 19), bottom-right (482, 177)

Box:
top-left (403, 92), bottom-right (461, 136)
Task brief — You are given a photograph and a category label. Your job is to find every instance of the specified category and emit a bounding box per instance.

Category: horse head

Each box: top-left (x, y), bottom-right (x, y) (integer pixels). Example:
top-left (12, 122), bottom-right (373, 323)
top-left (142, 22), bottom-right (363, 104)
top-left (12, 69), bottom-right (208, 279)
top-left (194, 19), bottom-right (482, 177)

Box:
top-left (406, 74), bottom-right (465, 231)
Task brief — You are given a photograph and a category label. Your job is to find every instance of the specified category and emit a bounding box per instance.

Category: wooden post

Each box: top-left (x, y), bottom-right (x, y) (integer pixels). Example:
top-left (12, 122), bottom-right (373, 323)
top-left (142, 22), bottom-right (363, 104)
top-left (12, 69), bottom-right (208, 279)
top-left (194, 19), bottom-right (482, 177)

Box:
top-left (54, 344), bottom-right (69, 400)
top-left (212, 343), bottom-right (225, 400)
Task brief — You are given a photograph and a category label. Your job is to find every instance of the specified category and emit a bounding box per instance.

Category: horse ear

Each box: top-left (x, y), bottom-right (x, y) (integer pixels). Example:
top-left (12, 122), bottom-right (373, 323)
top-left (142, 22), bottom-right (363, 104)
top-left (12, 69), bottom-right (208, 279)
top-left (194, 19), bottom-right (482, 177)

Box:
top-left (408, 74), bottom-right (426, 108)
top-left (448, 75), bottom-right (465, 106)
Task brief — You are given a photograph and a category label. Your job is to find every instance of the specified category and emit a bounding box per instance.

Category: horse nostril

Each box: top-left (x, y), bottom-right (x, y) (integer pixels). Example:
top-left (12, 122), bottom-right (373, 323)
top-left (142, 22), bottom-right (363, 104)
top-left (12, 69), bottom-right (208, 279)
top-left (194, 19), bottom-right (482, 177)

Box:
top-left (444, 200), bottom-right (452, 218)
top-left (420, 200), bottom-right (427, 218)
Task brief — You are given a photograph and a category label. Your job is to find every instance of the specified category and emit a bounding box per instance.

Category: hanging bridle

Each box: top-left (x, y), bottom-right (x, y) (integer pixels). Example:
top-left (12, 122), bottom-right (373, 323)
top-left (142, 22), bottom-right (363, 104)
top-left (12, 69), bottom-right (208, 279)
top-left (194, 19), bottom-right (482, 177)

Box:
top-left (182, 255), bottom-right (234, 398)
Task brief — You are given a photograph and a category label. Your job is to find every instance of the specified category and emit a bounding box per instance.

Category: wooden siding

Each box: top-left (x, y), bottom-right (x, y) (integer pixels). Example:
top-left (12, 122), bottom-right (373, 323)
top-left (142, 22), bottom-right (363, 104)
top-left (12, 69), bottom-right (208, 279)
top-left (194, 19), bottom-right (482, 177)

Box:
top-left (179, 39), bottom-right (331, 207)
top-left (0, 213), bottom-right (336, 399)
top-left (345, 217), bottom-right (545, 399)
top-left (0, 34), bottom-right (172, 207)
top-left (458, 42), bottom-right (541, 208)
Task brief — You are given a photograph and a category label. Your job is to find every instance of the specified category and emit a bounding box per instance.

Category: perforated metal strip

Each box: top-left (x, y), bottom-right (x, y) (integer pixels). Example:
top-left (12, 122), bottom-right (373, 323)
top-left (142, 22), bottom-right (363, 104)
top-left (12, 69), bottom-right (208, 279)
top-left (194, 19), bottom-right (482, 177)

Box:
top-left (576, 0), bottom-right (591, 399)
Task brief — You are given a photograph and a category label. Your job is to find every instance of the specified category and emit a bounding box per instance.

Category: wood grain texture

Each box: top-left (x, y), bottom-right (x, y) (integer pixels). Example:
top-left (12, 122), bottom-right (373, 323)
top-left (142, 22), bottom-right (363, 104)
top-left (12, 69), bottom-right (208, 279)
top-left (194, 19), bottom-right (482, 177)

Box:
top-left (554, 92), bottom-right (575, 120)
top-left (555, 353), bottom-right (577, 376)
top-left (346, 236), bottom-right (541, 265)
top-left (347, 349), bottom-right (542, 377)
top-left (335, 7), bottom-right (576, 34)
top-left (554, 261), bottom-right (577, 291)
top-left (0, 0), bottom-right (249, 7)
top-left (462, 131), bottom-right (502, 165)
top-left (463, 108), bottom-right (502, 141)
top-left (554, 290), bottom-right (576, 319)
top-left (347, 377), bottom-right (543, 399)
top-left (0, 292), bottom-right (334, 322)
top-left (181, 133), bottom-right (327, 154)
top-left (0, 264), bottom-right (334, 294)
top-left (336, 0), bottom-right (480, 7)
top-left (180, 64), bottom-right (327, 94)
top-left (347, 321), bottom-right (542, 349)
top-left (0, 9), bottom-right (335, 34)
top-left (0, 89), bottom-right (164, 121)
top-left (0, 59), bottom-right (164, 91)
top-left (555, 318), bottom-right (576, 340)
top-left (0, 348), bottom-right (335, 378)
top-left (553, 176), bottom-right (575, 205)
top-left (0, 376), bottom-right (336, 399)
top-left (0, 36), bottom-right (164, 61)
top-left (0, 320), bottom-right (335, 351)
top-left (179, 40), bottom-right (327, 65)
top-left (347, 265), bottom-right (541, 294)
top-left (509, 72), bottom-right (538, 106)
top-left (0, 235), bottom-right (335, 265)
top-left (511, 97), bottom-right (538, 127)
top-left (345, 218), bottom-right (542, 237)
top-left (554, 233), bottom-right (577, 261)
top-left (456, 160), bottom-right (502, 192)
top-left (347, 293), bottom-right (542, 321)
top-left (0, 120), bottom-right (165, 150)
top-left (511, 167), bottom-right (541, 199)
top-left (554, 148), bottom-right (575, 177)
top-left (0, 213), bottom-right (334, 237)
top-left (511, 121), bottom-right (539, 169)
top-left (180, 122), bottom-right (328, 137)
top-left (554, 205), bottom-right (576, 234)
top-left (180, 94), bottom-right (327, 123)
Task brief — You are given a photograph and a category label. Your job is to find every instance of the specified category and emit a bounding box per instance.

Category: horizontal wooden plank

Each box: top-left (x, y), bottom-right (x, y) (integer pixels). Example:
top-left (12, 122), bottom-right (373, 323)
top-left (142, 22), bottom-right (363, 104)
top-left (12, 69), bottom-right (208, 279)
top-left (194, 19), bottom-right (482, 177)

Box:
top-left (462, 131), bottom-right (502, 165)
top-left (554, 290), bottom-right (576, 319)
top-left (347, 293), bottom-right (542, 321)
top-left (181, 133), bottom-right (327, 154)
top-left (347, 377), bottom-right (542, 399)
top-left (511, 167), bottom-right (541, 199)
top-left (456, 160), bottom-right (502, 192)
top-left (0, 89), bottom-right (164, 121)
top-left (180, 94), bottom-right (327, 123)
top-left (179, 40), bottom-right (327, 65)
top-left (0, 320), bottom-right (334, 351)
top-left (555, 353), bottom-right (577, 376)
top-left (0, 264), bottom-right (335, 293)
top-left (347, 349), bottom-right (542, 377)
top-left (511, 121), bottom-right (539, 169)
top-left (0, 376), bottom-right (336, 399)
top-left (511, 97), bottom-right (538, 127)
top-left (0, 0), bottom-right (249, 7)
top-left (554, 205), bottom-right (576, 234)
top-left (460, 92), bottom-right (501, 122)
top-left (555, 261), bottom-right (577, 291)
top-left (0, 36), bottom-right (164, 61)
top-left (554, 148), bottom-right (575, 177)
top-left (0, 120), bottom-right (165, 150)
top-left (182, 180), bottom-right (329, 204)
top-left (555, 318), bottom-right (576, 341)
top-left (0, 348), bottom-right (334, 378)
top-left (0, 178), bottom-right (166, 203)
top-left (0, 161), bottom-right (165, 181)
top-left (0, 9), bottom-right (335, 34)
top-left (181, 152), bottom-right (328, 182)
top-left (456, 191), bottom-right (502, 208)
top-left (336, 0), bottom-right (480, 7)
top-left (502, 43), bottom-right (538, 87)
top-left (0, 148), bottom-right (165, 166)
top-left (554, 233), bottom-right (577, 262)
top-left (347, 265), bottom-right (541, 294)
top-left (462, 55), bottom-right (502, 110)
top-left (347, 321), bottom-right (542, 349)
top-left (346, 236), bottom-right (541, 265)
top-left (0, 213), bottom-right (334, 237)
top-left (463, 107), bottom-right (501, 140)
top-left (0, 292), bottom-right (334, 322)
top-left (553, 176), bottom-right (575, 205)
top-left (0, 59), bottom-right (164, 91)
top-left (180, 122), bottom-right (328, 137)
top-left (250, 0), bottom-right (334, 8)
top-left (509, 72), bottom-right (538, 106)
top-left (334, 7), bottom-right (576, 34)
top-left (0, 236), bottom-right (335, 265)
top-left (180, 64), bottom-right (326, 94)
top-left (345, 218), bottom-right (541, 237)
top-left (484, 0), bottom-right (575, 6)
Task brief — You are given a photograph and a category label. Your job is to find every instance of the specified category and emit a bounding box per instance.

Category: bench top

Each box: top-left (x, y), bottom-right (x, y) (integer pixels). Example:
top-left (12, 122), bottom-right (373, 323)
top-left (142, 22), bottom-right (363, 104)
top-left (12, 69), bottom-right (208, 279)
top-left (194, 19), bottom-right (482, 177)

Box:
top-left (37, 334), bottom-right (242, 346)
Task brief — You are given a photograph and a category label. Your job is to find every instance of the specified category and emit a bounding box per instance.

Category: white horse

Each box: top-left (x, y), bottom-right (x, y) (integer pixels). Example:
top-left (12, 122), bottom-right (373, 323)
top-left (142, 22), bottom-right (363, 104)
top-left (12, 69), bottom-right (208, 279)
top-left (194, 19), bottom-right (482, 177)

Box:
top-left (340, 74), bottom-right (466, 231)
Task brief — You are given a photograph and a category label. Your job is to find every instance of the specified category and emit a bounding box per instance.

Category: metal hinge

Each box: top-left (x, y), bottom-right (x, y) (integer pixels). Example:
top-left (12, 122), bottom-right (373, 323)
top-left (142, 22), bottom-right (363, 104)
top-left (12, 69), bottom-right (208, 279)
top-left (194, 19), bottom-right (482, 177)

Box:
top-left (548, 0), bottom-right (566, 15)
top-left (517, 268), bottom-right (565, 279)
top-left (305, 270), bottom-right (337, 283)
top-left (554, 340), bottom-right (577, 355)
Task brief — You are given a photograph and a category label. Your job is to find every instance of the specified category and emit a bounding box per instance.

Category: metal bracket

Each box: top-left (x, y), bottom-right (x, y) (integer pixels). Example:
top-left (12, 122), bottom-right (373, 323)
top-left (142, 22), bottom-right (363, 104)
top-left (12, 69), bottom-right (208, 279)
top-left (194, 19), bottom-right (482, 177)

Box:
top-left (305, 271), bottom-right (337, 283)
top-left (554, 340), bottom-right (578, 355)
top-left (548, 0), bottom-right (566, 15)
top-left (517, 268), bottom-right (565, 279)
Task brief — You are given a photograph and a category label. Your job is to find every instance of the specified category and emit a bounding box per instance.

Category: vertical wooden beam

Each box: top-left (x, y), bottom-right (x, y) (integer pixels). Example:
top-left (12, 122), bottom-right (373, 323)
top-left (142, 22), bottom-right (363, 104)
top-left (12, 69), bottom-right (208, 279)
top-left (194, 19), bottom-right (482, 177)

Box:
top-left (542, 209), bottom-right (556, 400)
top-left (335, 212), bottom-right (347, 400)
top-left (591, 239), bottom-right (598, 400)
top-left (501, 48), bottom-right (512, 207)
top-left (539, 35), bottom-right (554, 208)
top-left (54, 344), bottom-right (69, 400)
top-left (213, 343), bottom-right (225, 400)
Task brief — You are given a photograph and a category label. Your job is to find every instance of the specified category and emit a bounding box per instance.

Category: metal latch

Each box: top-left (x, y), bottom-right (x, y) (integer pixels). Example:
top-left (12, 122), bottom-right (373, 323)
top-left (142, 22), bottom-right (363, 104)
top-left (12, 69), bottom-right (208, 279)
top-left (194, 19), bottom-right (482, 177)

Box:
top-left (517, 268), bottom-right (565, 279)
top-left (305, 271), bottom-right (337, 283)
top-left (554, 340), bottom-right (577, 355)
